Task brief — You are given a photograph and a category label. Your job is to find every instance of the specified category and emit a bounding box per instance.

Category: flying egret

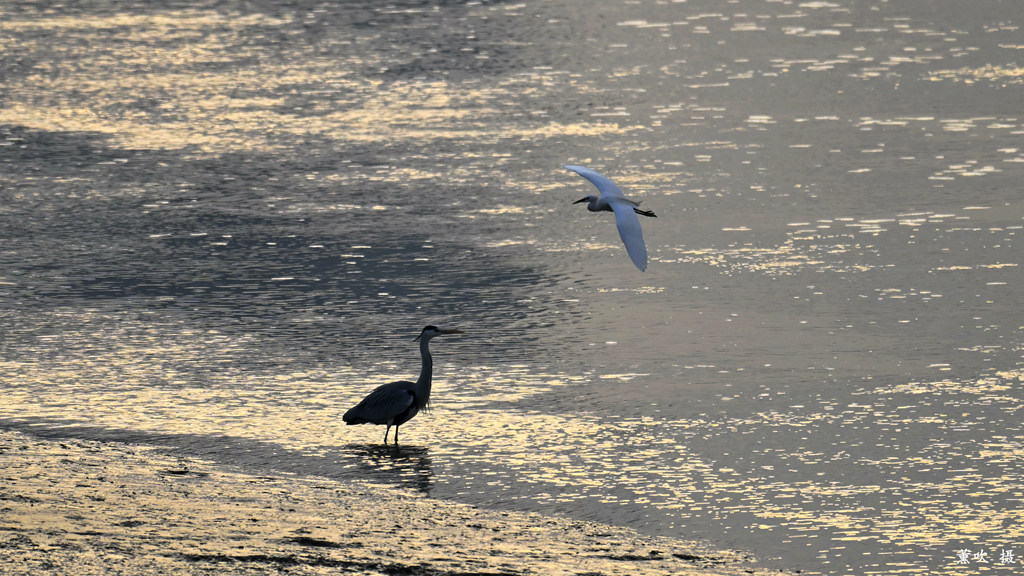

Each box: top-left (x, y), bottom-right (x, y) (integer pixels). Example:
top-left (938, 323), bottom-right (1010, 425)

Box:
top-left (565, 165), bottom-right (656, 271)
top-left (343, 325), bottom-right (463, 445)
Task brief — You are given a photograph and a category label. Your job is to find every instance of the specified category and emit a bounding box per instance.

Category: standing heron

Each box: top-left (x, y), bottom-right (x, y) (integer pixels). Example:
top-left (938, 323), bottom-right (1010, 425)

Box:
top-left (565, 164), bottom-right (656, 272)
top-left (343, 325), bottom-right (462, 445)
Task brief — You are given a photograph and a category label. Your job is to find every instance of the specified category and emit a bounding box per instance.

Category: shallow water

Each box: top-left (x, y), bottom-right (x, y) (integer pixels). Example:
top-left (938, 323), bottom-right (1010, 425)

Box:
top-left (1, 1), bottom-right (1023, 574)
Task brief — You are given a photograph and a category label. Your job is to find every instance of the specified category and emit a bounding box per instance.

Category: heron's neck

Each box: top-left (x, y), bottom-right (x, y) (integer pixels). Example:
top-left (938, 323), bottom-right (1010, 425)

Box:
top-left (415, 337), bottom-right (433, 409)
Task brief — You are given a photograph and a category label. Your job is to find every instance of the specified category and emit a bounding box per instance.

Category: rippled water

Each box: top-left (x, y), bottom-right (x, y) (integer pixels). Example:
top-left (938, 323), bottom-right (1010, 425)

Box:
top-left (2, 1), bottom-right (1023, 574)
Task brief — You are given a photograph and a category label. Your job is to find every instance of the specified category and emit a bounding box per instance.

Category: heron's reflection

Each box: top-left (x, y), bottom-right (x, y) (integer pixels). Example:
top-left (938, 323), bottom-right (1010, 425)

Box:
top-left (342, 443), bottom-right (434, 494)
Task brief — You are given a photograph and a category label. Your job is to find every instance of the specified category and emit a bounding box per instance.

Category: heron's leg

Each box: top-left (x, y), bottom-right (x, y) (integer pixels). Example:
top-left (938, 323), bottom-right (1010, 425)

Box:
top-left (383, 425), bottom-right (392, 445)
top-left (394, 426), bottom-right (400, 445)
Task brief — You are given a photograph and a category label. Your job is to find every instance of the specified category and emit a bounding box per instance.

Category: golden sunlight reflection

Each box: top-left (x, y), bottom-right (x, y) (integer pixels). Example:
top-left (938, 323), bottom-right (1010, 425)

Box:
top-left (927, 65), bottom-right (1024, 85)
top-left (1, 11), bottom-right (627, 154)
top-left (671, 205), bottom-right (1022, 280)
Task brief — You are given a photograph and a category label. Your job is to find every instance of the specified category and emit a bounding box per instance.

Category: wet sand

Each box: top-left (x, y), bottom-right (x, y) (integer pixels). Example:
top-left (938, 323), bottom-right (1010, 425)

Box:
top-left (0, 429), bottom-right (787, 576)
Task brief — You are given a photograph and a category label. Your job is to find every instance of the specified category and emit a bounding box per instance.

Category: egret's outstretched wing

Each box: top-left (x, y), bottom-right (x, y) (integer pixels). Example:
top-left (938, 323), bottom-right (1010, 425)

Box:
top-left (609, 199), bottom-right (648, 271)
top-left (563, 165), bottom-right (625, 198)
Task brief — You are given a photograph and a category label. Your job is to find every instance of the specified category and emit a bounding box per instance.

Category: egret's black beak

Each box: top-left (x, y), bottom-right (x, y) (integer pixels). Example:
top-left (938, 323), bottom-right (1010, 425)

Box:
top-left (573, 197), bottom-right (589, 204)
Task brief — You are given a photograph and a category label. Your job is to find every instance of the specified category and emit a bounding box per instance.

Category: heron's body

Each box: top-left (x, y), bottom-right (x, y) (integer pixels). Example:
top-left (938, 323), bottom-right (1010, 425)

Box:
top-left (342, 325), bottom-right (461, 445)
top-left (565, 165), bottom-right (656, 271)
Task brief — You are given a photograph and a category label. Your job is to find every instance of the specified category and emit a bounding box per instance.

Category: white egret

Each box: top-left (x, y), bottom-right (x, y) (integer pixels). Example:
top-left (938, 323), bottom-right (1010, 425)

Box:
top-left (343, 325), bottom-right (463, 445)
top-left (565, 165), bottom-right (656, 271)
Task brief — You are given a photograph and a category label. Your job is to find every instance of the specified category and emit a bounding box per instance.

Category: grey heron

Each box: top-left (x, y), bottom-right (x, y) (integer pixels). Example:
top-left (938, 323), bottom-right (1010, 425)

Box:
top-left (565, 164), bottom-right (656, 271)
top-left (343, 325), bottom-right (463, 445)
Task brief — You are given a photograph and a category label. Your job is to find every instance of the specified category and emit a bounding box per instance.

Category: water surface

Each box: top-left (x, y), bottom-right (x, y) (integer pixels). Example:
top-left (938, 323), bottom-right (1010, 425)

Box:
top-left (1, 1), bottom-right (1023, 574)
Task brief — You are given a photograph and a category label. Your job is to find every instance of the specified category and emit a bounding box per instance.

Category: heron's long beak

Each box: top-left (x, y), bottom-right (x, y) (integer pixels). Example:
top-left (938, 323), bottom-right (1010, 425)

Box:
top-left (414, 328), bottom-right (464, 341)
top-left (573, 197), bottom-right (589, 204)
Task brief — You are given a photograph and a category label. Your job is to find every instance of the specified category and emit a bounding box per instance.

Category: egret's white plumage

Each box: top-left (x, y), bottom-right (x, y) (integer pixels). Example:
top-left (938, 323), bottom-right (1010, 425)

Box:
top-left (343, 325), bottom-right (462, 445)
top-left (565, 165), bottom-right (656, 271)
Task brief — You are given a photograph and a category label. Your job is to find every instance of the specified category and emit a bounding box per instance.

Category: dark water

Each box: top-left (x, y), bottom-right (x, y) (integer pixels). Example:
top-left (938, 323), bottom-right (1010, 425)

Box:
top-left (2, 1), bottom-right (1023, 574)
